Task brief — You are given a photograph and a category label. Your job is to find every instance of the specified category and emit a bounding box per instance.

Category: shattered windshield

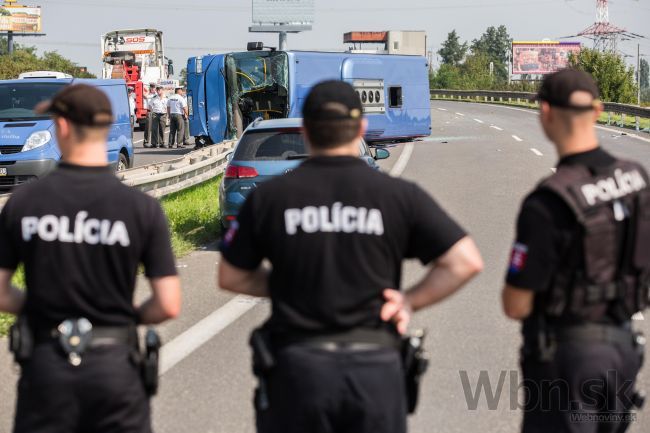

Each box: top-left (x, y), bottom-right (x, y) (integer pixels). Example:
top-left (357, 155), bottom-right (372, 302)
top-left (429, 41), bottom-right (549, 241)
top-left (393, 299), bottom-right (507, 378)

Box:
top-left (225, 51), bottom-right (289, 139)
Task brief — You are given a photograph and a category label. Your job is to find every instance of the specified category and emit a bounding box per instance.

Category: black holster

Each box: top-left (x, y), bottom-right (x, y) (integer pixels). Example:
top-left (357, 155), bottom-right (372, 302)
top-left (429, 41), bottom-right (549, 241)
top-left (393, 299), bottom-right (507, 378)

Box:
top-left (250, 328), bottom-right (275, 411)
top-left (8, 316), bottom-right (33, 364)
top-left (401, 330), bottom-right (429, 414)
top-left (141, 328), bottom-right (161, 396)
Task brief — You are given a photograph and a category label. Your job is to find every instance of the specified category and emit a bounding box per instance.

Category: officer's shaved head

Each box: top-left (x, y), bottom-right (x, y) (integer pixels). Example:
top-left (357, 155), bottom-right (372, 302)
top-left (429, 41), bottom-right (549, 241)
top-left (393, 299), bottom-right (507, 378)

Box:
top-left (302, 81), bottom-right (365, 149)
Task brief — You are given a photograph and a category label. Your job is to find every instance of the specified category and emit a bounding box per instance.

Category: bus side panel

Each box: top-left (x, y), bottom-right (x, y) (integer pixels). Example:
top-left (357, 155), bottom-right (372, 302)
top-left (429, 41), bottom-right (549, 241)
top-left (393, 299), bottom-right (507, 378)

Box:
top-left (386, 57), bottom-right (431, 139)
top-left (343, 56), bottom-right (431, 141)
top-left (187, 56), bottom-right (211, 139)
top-left (340, 57), bottom-right (386, 139)
top-left (287, 52), bottom-right (345, 118)
top-left (204, 55), bottom-right (228, 144)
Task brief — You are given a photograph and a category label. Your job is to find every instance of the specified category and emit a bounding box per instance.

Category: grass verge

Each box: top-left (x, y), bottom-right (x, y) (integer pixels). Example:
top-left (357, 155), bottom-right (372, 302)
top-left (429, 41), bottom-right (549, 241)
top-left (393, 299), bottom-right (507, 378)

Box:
top-left (0, 176), bottom-right (223, 336)
top-left (161, 176), bottom-right (222, 257)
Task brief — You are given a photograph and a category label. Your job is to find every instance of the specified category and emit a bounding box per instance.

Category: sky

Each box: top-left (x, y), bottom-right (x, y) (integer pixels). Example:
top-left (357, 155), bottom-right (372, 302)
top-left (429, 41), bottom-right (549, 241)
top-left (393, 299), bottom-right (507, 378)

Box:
top-left (12, 0), bottom-right (650, 76)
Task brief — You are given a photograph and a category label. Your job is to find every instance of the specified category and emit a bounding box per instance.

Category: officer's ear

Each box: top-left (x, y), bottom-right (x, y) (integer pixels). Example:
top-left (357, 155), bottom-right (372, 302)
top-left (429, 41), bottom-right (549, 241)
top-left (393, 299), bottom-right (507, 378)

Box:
top-left (358, 118), bottom-right (368, 139)
top-left (55, 116), bottom-right (72, 140)
top-left (540, 102), bottom-right (552, 124)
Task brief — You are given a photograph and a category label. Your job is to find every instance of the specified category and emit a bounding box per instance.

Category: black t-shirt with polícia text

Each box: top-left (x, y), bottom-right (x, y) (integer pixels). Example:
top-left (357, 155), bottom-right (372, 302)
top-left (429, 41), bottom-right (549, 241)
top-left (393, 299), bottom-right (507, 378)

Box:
top-left (505, 148), bottom-right (618, 338)
top-left (221, 156), bottom-right (466, 338)
top-left (0, 163), bottom-right (177, 329)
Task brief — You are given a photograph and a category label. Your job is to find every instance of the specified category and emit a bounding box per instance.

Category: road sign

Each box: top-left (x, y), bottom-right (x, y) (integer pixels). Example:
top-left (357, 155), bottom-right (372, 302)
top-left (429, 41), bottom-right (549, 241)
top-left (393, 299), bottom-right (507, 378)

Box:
top-left (252, 0), bottom-right (314, 25)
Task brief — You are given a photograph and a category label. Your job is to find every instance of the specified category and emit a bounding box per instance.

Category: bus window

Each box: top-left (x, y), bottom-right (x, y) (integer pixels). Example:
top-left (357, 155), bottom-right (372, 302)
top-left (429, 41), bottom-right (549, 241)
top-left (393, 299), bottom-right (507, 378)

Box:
top-left (389, 86), bottom-right (402, 108)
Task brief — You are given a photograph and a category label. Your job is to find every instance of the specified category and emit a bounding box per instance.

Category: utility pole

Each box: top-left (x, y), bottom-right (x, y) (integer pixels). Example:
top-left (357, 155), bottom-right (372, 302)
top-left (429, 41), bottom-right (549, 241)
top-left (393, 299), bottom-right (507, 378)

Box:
top-left (638, 43), bottom-right (642, 106)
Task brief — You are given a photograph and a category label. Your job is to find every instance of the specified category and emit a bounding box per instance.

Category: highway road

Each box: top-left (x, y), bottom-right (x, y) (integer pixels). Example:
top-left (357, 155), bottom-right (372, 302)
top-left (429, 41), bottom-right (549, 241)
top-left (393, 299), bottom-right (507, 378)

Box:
top-left (130, 127), bottom-right (195, 167)
top-left (1, 101), bottom-right (650, 432)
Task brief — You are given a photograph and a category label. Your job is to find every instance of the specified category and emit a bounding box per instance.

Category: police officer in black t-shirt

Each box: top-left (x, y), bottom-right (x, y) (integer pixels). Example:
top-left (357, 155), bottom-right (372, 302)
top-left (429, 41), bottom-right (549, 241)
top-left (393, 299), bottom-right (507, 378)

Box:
top-left (502, 70), bottom-right (649, 433)
top-left (218, 81), bottom-right (483, 433)
top-left (0, 84), bottom-right (181, 433)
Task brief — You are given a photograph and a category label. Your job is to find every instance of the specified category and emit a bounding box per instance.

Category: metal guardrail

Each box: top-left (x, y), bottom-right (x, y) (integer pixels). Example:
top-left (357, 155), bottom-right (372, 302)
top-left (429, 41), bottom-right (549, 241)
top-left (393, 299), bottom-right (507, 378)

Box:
top-left (430, 89), bottom-right (650, 133)
top-left (117, 140), bottom-right (236, 198)
top-left (0, 140), bottom-right (237, 210)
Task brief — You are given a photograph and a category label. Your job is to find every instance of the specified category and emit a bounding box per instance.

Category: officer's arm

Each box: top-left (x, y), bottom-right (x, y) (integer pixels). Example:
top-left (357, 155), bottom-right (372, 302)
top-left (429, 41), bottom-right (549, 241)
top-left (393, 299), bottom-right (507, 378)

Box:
top-left (501, 284), bottom-right (534, 320)
top-left (218, 258), bottom-right (270, 298)
top-left (405, 236), bottom-right (483, 311)
top-left (136, 275), bottom-right (181, 324)
top-left (0, 268), bottom-right (25, 315)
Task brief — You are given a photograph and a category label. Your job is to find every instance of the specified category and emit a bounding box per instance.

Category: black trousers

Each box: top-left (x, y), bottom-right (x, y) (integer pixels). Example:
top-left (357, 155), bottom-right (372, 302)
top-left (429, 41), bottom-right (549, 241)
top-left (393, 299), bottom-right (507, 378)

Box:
top-left (168, 113), bottom-right (184, 146)
top-left (257, 345), bottom-right (407, 433)
top-left (13, 342), bottom-right (151, 433)
top-left (521, 339), bottom-right (642, 433)
top-left (151, 113), bottom-right (165, 147)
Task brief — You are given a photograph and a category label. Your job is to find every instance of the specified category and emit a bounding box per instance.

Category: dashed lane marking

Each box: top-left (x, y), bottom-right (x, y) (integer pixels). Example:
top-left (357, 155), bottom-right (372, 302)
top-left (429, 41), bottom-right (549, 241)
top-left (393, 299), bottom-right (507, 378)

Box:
top-left (455, 112), bottom-right (465, 116)
top-left (469, 103), bottom-right (650, 144)
top-left (490, 126), bottom-right (503, 131)
top-left (512, 135), bottom-right (523, 142)
top-left (437, 107), bottom-right (448, 111)
top-left (530, 148), bottom-right (543, 156)
top-left (474, 118), bottom-right (484, 124)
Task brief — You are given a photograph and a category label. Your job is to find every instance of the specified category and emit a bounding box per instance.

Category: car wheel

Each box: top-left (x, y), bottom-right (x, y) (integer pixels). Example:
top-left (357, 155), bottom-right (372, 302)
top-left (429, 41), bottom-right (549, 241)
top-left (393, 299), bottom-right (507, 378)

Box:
top-left (117, 153), bottom-right (129, 172)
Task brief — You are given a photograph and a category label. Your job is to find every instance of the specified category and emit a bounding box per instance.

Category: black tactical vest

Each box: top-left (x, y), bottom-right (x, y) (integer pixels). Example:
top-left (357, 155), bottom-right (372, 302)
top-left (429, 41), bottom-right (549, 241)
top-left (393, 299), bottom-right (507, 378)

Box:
top-left (538, 159), bottom-right (650, 323)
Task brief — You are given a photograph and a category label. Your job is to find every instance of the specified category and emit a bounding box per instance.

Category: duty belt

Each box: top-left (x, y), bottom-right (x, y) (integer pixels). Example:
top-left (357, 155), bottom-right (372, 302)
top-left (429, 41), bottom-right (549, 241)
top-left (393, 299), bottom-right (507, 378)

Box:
top-left (555, 322), bottom-right (634, 345)
top-left (34, 325), bottom-right (136, 348)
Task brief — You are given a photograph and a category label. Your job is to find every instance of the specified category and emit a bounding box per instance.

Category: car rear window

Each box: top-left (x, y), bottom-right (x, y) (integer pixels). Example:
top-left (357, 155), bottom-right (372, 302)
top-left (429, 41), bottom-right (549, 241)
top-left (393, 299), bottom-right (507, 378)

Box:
top-left (233, 129), bottom-right (306, 161)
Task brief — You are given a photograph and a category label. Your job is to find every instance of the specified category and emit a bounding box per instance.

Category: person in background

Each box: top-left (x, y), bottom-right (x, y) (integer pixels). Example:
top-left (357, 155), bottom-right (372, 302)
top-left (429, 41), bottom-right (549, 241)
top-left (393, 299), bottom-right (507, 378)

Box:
top-left (150, 86), bottom-right (168, 149)
top-left (142, 83), bottom-right (156, 148)
top-left (182, 88), bottom-right (191, 146)
top-left (127, 87), bottom-right (136, 130)
top-left (167, 87), bottom-right (188, 148)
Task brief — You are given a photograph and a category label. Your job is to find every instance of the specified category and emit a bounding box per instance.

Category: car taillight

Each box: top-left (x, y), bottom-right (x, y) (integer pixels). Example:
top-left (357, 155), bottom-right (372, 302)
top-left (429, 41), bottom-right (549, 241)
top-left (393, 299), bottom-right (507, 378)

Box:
top-left (225, 165), bottom-right (259, 179)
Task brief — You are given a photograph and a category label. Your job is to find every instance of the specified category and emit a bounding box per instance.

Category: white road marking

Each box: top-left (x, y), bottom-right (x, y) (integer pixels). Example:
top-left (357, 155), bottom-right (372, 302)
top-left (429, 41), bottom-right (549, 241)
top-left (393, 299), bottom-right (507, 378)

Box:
top-left (633, 312), bottom-right (645, 321)
top-left (455, 112), bottom-right (465, 116)
top-left (490, 126), bottom-right (503, 131)
top-left (437, 107), bottom-right (447, 111)
top-left (135, 139), bottom-right (144, 144)
top-left (390, 142), bottom-right (415, 177)
top-left (160, 296), bottom-right (257, 375)
top-left (512, 135), bottom-right (523, 142)
top-left (473, 118), bottom-right (484, 124)
top-left (550, 168), bottom-right (557, 173)
top-left (530, 148), bottom-right (543, 156)
top-left (470, 102), bottom-right (650, 144)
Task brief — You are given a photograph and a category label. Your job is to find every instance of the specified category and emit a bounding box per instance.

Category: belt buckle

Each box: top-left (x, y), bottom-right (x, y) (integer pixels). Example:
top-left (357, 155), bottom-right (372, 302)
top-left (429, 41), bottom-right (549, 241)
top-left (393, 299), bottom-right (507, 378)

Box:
top-left (57, 318), bottom-right (93, 366)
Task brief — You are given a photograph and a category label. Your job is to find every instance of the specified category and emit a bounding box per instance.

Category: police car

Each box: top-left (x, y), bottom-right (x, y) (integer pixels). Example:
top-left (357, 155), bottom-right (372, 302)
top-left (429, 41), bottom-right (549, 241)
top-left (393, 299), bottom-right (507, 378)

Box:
top-left (219, 117), bottom-right (390, 228)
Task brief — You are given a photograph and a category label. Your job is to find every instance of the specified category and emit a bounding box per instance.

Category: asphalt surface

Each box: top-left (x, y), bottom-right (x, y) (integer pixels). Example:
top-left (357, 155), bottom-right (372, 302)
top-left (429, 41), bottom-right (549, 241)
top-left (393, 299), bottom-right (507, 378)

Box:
top-left (130, 127), bottom-right (195, 168)
top-left (1, 101), bottom-right (650, 432)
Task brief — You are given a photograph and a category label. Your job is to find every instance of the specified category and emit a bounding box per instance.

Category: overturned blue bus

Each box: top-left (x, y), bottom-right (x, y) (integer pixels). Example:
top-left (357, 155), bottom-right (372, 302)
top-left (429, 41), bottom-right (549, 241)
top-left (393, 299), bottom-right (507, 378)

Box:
top-left (186, 47), bottom-right (431, 146)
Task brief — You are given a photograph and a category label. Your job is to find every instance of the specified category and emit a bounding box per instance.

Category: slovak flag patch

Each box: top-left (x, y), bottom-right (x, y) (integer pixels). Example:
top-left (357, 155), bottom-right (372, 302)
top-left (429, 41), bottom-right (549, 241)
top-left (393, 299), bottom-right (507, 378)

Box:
top-left (222, 221), bottom-right (239, 248)
top-left (508, 243), bottom-right (528, 274)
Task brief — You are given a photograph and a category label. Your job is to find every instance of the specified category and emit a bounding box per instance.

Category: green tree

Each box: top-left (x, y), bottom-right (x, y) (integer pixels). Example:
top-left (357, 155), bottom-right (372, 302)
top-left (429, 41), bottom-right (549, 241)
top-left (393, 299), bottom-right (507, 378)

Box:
top-left (437, 30), bottom-right (468, 66)
top-left (430, 63), bottom-right (461, 89)
top-left (470, 25), bottom-right (511, 82)
top-left (179, 67), bottom-right (187, 87)
top-left (640, 58), bottom-right (649, 89)
top-left (569, 48), bottom-right (637, 103)
top-left (458, 53), bottom-right (494, 90)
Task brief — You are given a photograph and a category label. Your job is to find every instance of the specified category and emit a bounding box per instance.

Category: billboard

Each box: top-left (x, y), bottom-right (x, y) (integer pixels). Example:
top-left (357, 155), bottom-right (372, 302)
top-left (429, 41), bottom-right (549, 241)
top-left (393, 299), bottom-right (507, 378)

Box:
top-left (512, 42), bottom-right (581, 75)
top-left (252, 0), bottom-right (314, 24)
top-left (0, 5), bottom-right (41, 33)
